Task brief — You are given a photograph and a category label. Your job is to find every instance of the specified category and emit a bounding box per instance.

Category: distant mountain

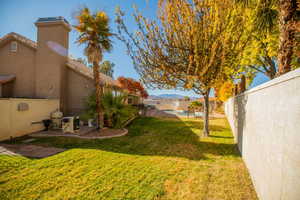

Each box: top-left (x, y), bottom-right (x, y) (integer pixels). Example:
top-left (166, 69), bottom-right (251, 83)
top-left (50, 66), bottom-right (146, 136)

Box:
top-left (149, 94), bottom-right (197, 99)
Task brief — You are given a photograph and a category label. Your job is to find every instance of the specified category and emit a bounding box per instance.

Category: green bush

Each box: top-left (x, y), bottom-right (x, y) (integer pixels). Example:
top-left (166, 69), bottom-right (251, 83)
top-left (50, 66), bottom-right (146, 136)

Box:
top-left (190, 101), bottom-right (203, 111)
top-left (83, 91), bottom-right (138, 128)
top-left (101, 91), bottom-right (126, 128)
top-left (79, 112), bottom-right (92, 123)
top-left (83, 92), bottom-right (97, 120)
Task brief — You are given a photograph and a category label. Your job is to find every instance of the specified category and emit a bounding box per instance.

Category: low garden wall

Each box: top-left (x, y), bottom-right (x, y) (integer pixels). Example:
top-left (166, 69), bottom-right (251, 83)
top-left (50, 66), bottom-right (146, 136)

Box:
top-left (0, 98), bottom-right (59, 141)
top-left (224, 68), bottom-right (300, 200)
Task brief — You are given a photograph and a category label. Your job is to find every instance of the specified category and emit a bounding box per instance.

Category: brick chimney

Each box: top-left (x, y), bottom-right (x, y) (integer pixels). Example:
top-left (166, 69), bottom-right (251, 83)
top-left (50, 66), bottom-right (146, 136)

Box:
top-left (35, 17), bottom-right (71, 112)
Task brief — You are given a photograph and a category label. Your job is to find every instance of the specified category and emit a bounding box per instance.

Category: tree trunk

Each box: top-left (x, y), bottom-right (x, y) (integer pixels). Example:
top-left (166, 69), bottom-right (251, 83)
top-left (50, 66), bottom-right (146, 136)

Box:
top-left (264, 56), bottom-right (277, 79)
top-left (266, 68), bottom-right (276, 80)
top-left (278, 0), bottom-right (297, 75)
top-left (93, 61), bottom-right (102, 131)
top-left (202, 88), bottom-right (210, 137)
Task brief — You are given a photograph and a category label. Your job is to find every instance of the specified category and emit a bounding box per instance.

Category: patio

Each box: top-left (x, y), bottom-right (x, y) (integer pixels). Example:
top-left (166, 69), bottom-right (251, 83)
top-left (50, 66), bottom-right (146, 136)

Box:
top-left (0, 144), bottom-right (65, 158)
top-left (30, 126), bottom-right (128, 139)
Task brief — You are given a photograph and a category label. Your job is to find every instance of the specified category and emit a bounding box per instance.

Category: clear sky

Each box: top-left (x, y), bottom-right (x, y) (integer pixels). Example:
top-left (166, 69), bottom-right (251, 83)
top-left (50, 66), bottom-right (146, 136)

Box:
top-left (0, 0), bottom-right (269, 97)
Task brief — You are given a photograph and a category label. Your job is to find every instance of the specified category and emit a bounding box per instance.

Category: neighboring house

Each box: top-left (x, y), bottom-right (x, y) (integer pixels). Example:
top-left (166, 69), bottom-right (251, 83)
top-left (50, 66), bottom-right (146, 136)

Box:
top-left (0, 17), bottom-right (122, 115)
top-left (144, 97), bottom-right (217, 112)
top-left (143, 98), bottom-right (189, 111)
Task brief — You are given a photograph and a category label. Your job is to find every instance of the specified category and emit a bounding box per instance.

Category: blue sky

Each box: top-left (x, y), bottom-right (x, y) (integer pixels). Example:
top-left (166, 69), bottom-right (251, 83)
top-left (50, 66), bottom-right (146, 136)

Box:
top-left (0, 0), bottom-right (269, 97)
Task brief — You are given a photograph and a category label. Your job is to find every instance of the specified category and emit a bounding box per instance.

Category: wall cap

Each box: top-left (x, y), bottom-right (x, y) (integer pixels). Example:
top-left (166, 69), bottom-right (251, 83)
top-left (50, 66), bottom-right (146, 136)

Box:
top-left (35, 17), bottom-right (71, 31)
top-left (0, 98), bottom-right (60, 101)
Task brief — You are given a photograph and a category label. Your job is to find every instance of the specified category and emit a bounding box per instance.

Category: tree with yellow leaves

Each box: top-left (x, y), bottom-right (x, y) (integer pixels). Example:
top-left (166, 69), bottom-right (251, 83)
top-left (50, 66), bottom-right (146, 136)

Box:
top-left (217, 82), bottom-right (235, 102)
top-left (116, 0), bottom-right (249, 136)
top-left (234, 0), bottom-right (299, 76)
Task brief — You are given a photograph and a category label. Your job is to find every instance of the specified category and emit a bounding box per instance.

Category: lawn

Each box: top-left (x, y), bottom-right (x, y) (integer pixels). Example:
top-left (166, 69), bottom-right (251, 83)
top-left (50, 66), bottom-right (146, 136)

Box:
top-left (0, 117), bottom-right (257, 200)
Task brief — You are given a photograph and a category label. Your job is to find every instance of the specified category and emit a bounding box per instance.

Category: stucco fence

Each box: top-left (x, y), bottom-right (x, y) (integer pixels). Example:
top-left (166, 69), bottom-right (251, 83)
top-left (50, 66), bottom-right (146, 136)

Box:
top-left (0, 98), bottom-right (59, 141)
top-left (224, 68), bottom-right (300, 200)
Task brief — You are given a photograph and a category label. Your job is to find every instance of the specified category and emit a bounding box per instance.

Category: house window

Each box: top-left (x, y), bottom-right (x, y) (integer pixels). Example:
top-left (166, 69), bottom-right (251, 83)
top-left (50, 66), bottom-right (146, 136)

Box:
top-left (128, 98), bottom-right (133, 104)
top-left (10, 41), bottom-right (18, 52)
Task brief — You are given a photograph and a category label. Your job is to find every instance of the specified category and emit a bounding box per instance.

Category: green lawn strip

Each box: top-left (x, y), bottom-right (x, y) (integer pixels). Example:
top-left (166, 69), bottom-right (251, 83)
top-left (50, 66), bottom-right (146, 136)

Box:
top-left (0, 117), bottom-right (257, 200)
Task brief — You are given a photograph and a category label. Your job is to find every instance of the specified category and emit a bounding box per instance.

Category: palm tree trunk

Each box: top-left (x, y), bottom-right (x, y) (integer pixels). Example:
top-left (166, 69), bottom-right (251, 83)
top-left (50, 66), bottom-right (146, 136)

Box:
top-left (93, 61), bottom-right (102, 131)
top-left (278, 0), bottom-right (297, 75)
top-left (202, 88), bottom-right (210, 137)
top-left (264, 56), bottom-right (277, 79)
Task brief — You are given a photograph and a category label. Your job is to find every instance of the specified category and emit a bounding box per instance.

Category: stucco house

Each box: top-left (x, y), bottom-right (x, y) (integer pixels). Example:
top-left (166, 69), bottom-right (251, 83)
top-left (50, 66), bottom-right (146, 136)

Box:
top-left (0, 17), bottom-right (121, 115)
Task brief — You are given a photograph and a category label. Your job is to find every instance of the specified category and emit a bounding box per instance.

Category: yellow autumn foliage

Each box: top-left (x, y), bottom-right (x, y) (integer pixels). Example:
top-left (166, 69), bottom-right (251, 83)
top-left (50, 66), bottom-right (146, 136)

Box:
top-left (218, 81), bottom-right (234, 102)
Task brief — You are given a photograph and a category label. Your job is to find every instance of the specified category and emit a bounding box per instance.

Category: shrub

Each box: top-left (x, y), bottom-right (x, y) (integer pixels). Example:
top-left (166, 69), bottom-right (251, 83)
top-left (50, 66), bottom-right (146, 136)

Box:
top-left (83, 91), bottom-right (138, 128)
top-left (84, 92), bottom-right (97, 119)
top-left (101, 91), bottom-right (126, 128)
top-left (190, 101), bottom-right (203, 111)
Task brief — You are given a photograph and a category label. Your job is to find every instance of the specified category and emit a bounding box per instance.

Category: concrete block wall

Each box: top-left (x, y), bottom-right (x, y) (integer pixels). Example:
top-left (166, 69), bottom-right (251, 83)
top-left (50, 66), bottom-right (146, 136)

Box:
top-left (225, 68), bottom-right (300, 200)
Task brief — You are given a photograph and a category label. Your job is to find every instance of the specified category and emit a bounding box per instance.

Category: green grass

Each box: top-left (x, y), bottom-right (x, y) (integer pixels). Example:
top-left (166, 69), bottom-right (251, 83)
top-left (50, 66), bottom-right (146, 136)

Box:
top-left (0, 117), bottom-right (257, 200)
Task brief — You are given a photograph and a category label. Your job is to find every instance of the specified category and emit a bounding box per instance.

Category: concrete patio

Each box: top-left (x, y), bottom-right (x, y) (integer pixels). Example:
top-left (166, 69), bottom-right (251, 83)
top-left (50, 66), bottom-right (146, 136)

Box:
top-left (0, 144), bottom-right (65, 158)
top-left (30, 126), bottom-right (128, 139)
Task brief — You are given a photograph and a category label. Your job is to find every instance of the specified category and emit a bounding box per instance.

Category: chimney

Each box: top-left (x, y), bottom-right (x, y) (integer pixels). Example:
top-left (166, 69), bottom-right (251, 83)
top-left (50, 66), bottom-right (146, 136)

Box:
top-left (35, 17), bottom-right (71, 112)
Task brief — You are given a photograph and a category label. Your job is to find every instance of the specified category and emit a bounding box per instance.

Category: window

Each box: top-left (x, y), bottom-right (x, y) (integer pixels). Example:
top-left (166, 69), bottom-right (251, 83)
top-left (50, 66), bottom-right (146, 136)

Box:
top-left (128, 98), bottom-right (133, 104)
top-left (10, 41), bottom-right (18, 52)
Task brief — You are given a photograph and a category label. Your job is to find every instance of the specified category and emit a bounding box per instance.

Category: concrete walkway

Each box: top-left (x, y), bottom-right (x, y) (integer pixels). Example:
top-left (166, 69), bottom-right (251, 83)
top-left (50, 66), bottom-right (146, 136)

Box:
top-left (30, 128), bottom-right (128, 139)
top-left (0, 144), bottom-right (65, 158)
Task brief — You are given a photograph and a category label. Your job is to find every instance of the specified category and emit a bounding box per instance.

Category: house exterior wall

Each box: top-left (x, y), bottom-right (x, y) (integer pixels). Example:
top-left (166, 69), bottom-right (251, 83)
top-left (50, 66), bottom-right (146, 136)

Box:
top-left (0, 17), bottom-right (124, 117)
top-left (0, 40), bottom-right (36, 97)
top-left (35, 21), bottom-right (70, 113)
top-left (0, 98), bottom-right (59, 141)
top-left (224, 68), bottom-right (300, 200)
top-left (2, 82), bottom-right (14, 97)
top-left (66, 68), bottom-right (94, 115)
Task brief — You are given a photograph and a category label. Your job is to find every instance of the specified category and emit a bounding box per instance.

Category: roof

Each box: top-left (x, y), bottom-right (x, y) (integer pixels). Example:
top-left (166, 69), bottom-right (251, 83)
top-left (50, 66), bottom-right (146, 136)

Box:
top-left (0, 32), bottom-right (121, 88)
top-left (0, 32), bottom-right (37, 49)
top-left (66, 59), bottom-right (121, 88)
top-left (0, 74), bottom-right (16, 84)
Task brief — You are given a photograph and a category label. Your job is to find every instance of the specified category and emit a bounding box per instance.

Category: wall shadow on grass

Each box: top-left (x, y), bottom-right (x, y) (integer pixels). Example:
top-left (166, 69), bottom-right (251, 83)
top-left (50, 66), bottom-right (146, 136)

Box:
top-left (26, 116), bottom-right (241, 161)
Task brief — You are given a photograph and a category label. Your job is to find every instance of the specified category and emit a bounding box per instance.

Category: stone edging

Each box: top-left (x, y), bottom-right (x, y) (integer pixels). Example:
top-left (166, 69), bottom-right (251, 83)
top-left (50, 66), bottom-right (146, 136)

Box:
top-left (30, 128), bottom-right (128, 140)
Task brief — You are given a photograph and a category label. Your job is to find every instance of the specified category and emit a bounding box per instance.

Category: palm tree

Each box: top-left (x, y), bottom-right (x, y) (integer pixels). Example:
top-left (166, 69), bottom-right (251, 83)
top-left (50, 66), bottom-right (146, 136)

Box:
top-left (277, 0), bottom-right (298, 74)
top-left (100, 60), bottom-right (115, 78)
top-left (235, 0), bottom-right (298, 75)
top-left (74, 7), bottom-right (113, 130)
